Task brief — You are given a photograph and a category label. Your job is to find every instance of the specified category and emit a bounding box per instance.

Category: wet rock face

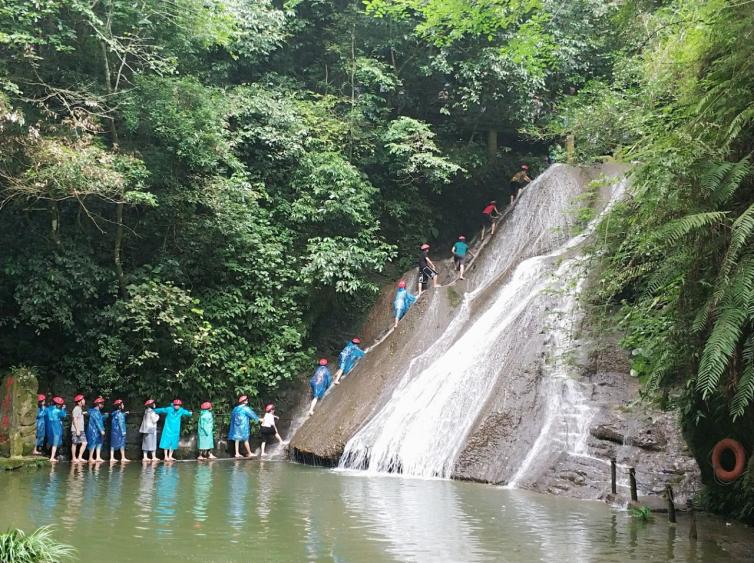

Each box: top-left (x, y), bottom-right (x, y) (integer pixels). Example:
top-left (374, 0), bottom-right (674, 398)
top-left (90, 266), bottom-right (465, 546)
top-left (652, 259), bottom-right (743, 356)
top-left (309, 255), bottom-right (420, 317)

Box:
top-left (0, 368), bottom-right (38, 457)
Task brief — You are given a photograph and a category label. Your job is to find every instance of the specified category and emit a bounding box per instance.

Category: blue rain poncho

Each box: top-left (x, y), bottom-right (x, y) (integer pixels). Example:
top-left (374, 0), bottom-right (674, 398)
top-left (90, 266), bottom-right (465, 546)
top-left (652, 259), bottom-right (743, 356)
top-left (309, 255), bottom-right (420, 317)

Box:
top-left (86, 408), bottom-right (109, 449)
top-left (227, 405), bottom-right (259, 442)
top-left (392, 287), bottom-right (417, 321)
top-left (154, 406), bottom-right (192, 450)
top-left (35, 406), bottom-right (47, 448)
top-left (338, 341), bottom-right (366, 377)
top-left (310, 366), bottom-right (332, 399)
top-left (110, 409), bottom-right (127, 450)
top-left (198, 409), bottom-right (214, 450)
top-left (46, 406), bottom-right (67, 447)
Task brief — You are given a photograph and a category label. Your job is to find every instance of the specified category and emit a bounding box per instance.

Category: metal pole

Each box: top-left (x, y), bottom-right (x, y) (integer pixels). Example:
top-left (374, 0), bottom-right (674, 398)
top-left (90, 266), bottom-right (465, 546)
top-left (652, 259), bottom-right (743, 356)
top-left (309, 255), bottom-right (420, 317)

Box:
top-left (665, 484), bottom-right (677, 523)
top-left (629, 467), bottom-right (638, 502)
top-left (611, 458), bottom-right (617, 495)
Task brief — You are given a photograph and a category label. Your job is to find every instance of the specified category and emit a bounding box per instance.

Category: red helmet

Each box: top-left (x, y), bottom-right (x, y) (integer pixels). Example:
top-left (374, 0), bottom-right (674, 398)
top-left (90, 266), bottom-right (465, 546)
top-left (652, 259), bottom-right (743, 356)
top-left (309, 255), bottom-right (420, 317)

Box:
top-left (73, 394), bottom-right (84, 403)
top-left (201, 401), bottom-right (212, 410)
top-left (238, 395), bottom-right (248, 404)
top-left (265, 403), bottom-right (275, 413)
top-left (144, 399), bottom-right (155, 407)
top-left (521, 164), bottom-right (529, 170)
top-left (458, 235), bottom-right (466, 241)
top-left (52, 396), bottom-right (64, 406)
top-left (113, 399), bottom-right (123, 406)
top-left (398, 280), bottom-right (406, 288)
top-left (172, 399), bottom-right (183, 406)
top-left (37, 394), bottom-right (46, 402)
top-left (352, 337), bottom-right (361, 344)
top-left (420, 243), bottom-right (430, 251)
top-left (319, 358), bottom-right (328, 366)
top-left (94, 397), bottom-right (105, 405)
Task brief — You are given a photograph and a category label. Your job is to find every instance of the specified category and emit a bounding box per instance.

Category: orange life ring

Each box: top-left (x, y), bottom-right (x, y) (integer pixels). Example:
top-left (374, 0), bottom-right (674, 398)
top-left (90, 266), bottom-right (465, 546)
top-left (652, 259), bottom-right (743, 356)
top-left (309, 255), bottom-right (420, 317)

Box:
top-left (711, 438), bottom-right (747, 481)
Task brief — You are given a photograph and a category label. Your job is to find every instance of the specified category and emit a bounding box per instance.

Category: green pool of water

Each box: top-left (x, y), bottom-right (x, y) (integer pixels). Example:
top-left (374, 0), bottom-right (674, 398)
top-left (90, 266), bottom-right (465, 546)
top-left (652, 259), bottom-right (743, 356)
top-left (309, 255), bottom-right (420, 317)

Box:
top-left (0, 461), bottom-right (750, 561)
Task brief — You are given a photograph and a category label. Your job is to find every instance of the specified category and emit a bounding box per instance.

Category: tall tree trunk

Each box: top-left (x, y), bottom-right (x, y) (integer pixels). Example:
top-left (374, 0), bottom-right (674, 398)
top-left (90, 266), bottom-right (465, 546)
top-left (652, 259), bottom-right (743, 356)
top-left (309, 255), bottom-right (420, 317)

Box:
top-left (114, 202), bottom-right (126, 297)
top-left (487, 129), bottom-right (498, 162)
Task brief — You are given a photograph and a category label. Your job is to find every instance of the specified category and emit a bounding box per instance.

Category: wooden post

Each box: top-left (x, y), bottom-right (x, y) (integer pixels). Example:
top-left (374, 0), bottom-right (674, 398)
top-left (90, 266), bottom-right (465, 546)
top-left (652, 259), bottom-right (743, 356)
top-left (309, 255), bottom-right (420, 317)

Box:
top-left (629, 467), bottom-right (638, 502)
top-left (566, 134), bottom-right (575, 164)
top-left (610, 458), bottom-right (617, 495)
top-left (665, 484), bottom-right (677, 523)
top-left (687, 500), bottom-right (697, 540)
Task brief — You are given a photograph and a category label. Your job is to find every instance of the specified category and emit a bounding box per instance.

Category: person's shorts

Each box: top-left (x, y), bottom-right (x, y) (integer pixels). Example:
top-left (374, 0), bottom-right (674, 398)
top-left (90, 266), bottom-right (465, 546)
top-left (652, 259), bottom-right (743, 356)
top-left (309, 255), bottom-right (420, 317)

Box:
top-left (453, 254), bottom-right (467, 267)
top-left (72, 432), bottom-right (86, 445)
top-left (260, 426), bottom-right (276, 443)
top-left (482, 213), bottom-right (494, 225)
top-left (418, 266), bottom-right (437, 285)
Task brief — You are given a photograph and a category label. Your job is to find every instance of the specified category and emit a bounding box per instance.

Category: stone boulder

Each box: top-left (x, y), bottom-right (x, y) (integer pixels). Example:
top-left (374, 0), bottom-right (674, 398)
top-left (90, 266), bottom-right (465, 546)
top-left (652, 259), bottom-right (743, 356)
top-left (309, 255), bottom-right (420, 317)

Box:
top-left (0, 367), bottom-right (39, 457)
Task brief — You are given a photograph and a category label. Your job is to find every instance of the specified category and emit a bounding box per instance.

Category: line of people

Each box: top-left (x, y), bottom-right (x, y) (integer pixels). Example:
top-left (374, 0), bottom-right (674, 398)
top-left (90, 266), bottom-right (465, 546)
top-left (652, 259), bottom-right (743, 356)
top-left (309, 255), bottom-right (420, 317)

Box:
top-left (34, 394), bottom-right (284, 463)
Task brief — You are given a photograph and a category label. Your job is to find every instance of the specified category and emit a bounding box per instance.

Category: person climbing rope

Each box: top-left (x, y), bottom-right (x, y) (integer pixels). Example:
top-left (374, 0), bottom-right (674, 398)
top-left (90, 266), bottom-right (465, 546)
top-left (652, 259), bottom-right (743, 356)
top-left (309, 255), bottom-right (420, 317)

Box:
top-left (139, 399), bottom-right (160, 463)
top-left (86, 397), bottom-right (108, 464)
top-left (70, 394), bottom-right (87, 463)
top-left (418, 243), bottom-right (438, 295)
top-left (481, 201), bottom-right (500, 239)
top-left (228, 395), bottom-right (259, 458)
top-left (510, 164), bottom-right (532, 202)
top-left (451, 235), bottom-right (470, 280)
top-left (260, 403), bottom-right (283, 456)
top-left (333, 337), bottom-right (366, 385)
top-left (33, 394), bottom-right (47, 456)
top-left (393, 280), bottom-right (417, 328)
top-left (154, 399), bottom-right (193, 461)
top-left (308, 359), bottom-right (332, 416)
top-left (109, 399), bottom-right (130, 464)
top-left (197, 401), bottom-right (216, 460)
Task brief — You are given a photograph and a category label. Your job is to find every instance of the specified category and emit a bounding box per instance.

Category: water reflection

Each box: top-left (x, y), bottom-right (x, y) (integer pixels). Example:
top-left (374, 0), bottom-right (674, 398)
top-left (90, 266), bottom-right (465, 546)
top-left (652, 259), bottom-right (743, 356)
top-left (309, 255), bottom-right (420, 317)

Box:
top-left (193, 463), bottom-right (212, 529)
top-left (135, 464), bottom-right (156, 533)
top-left (228, 462), bottom-right (250, 540)
top-left (60, 463), bottom-right (85, 531)
top-left (153, 464), bottom-right (179, 536)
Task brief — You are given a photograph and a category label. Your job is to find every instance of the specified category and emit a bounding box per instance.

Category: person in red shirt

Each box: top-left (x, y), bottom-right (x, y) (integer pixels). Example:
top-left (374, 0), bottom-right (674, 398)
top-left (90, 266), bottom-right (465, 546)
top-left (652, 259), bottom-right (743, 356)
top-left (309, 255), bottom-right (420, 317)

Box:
top-left (481, 201), bottom-right (500, 239)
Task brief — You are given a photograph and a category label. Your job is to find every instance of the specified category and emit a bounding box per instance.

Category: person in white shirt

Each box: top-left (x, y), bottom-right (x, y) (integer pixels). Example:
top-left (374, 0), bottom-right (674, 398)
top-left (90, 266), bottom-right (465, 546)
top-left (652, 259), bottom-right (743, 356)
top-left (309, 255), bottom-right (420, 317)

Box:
top-left (260, 404), bottom-right (283, 456)
top-left (139, 399), bottom-right (160, 462)
top-left (70, 394), bottom-right (87, 463)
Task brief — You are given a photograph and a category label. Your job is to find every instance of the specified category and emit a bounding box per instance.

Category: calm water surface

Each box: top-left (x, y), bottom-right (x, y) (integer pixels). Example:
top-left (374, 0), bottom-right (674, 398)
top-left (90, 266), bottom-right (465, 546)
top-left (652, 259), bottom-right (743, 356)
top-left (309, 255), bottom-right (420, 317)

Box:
top-left (0, 461), bottom-right (751, 562)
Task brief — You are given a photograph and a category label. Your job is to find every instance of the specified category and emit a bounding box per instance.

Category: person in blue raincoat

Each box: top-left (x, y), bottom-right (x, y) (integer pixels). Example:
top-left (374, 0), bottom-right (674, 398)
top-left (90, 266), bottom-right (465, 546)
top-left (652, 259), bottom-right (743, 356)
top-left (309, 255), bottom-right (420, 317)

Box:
top-left (393, 279), bottom-right (417, 328)
top-left (154, 399), bottom-right (193, 461)
top-left (33, 394), bottom-right (47, 455)
top-left (333, 338), bottom-right (366, 385)
top-left (308, 359), bottom-right (332, 416)
top-left (227, 395), bottom-right (259, 458)
top-left (86, 397), bottom-right (109, 464)
top-left (46, 396), bottom-right (67, 462)
top-left (109, 399), bottom-right (130, 464)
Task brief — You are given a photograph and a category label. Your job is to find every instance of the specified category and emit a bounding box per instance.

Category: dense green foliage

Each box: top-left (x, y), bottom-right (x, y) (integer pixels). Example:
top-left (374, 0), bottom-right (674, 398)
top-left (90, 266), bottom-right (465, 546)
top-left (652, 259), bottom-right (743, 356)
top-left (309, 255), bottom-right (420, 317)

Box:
top-left (0, 526), bottom-right (75, 562)
top-left (0, 1), bottom-right (613, 404)
top-left (544, 0), bottom-right (754, 520)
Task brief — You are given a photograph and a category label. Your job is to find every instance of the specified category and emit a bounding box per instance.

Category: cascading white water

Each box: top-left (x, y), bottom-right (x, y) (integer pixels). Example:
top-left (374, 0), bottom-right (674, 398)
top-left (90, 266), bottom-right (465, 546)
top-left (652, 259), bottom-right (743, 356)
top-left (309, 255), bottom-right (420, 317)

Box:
top-left (339, 167), bottom-right (625, 480)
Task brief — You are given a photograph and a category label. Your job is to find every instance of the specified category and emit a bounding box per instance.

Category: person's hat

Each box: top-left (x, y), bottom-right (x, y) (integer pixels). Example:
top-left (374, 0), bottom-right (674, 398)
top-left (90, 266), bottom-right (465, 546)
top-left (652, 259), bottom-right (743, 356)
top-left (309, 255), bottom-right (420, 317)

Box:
top-left (319, 358), bottom-right (328, 366)
top-left (37, 394), bottom-right (46, 402)
top-left (420, 243), bottom-right (430, 250)
top-left (489, 200), bottom-right (497, 205)
top-left (352, 337), bottom-right (361, 344)
top-left (113, 399), bottom-right (123, 406)
top-left (458, 235), bottom-right (466, 241)
top-left (201, 401), bottom-right (212, 410)
top-left (398, 280), bottom-right (406, 288)
top-left (238, 395), bottom-right (248, 404)
top-left (94, 397), bottom-right (105, 405)
top-left (265, 403), bottom-right (275, 413)
top-left (172, 399), bottom-right (183, 406)
top-left (73, 394), bottom-right (84, 403)
top-left (144, 399), bottom-right (155, 407)
top-left (52, 396), bottom-right (64, 406)
top-left (521, 164), bottom-right (529, 170)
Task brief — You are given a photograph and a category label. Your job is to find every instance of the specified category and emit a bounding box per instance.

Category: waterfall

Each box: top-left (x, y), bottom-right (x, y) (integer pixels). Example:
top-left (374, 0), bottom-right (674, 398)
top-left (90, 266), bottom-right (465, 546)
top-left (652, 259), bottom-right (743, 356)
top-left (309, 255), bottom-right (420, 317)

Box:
top-left (339, 166), bottom-right (625, 480)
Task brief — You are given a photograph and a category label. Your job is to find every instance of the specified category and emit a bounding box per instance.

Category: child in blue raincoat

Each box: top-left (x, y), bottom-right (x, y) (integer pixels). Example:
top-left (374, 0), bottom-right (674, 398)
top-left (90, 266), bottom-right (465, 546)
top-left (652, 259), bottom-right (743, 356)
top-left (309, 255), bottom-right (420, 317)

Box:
top-left (197, 401), bottom-right (216, 460)
top-left (227, 396), bottom-right (259, 458)
top-left (109, 399), bottom-right (130, 463)
top-left (46, 396), bottom-right (67, 462)
top-left (308, 359), bottom-right (332, 416)
top-left (33, 394), bottom-right (47, 455)
top-left (333, 338), bottom-right (366, 385)
top-left (393, 280), bottom-right (417, 327)
top-left (154, 399), bottom-right (193, 461)
top-left (86, 397), bottom-right (109, 464)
